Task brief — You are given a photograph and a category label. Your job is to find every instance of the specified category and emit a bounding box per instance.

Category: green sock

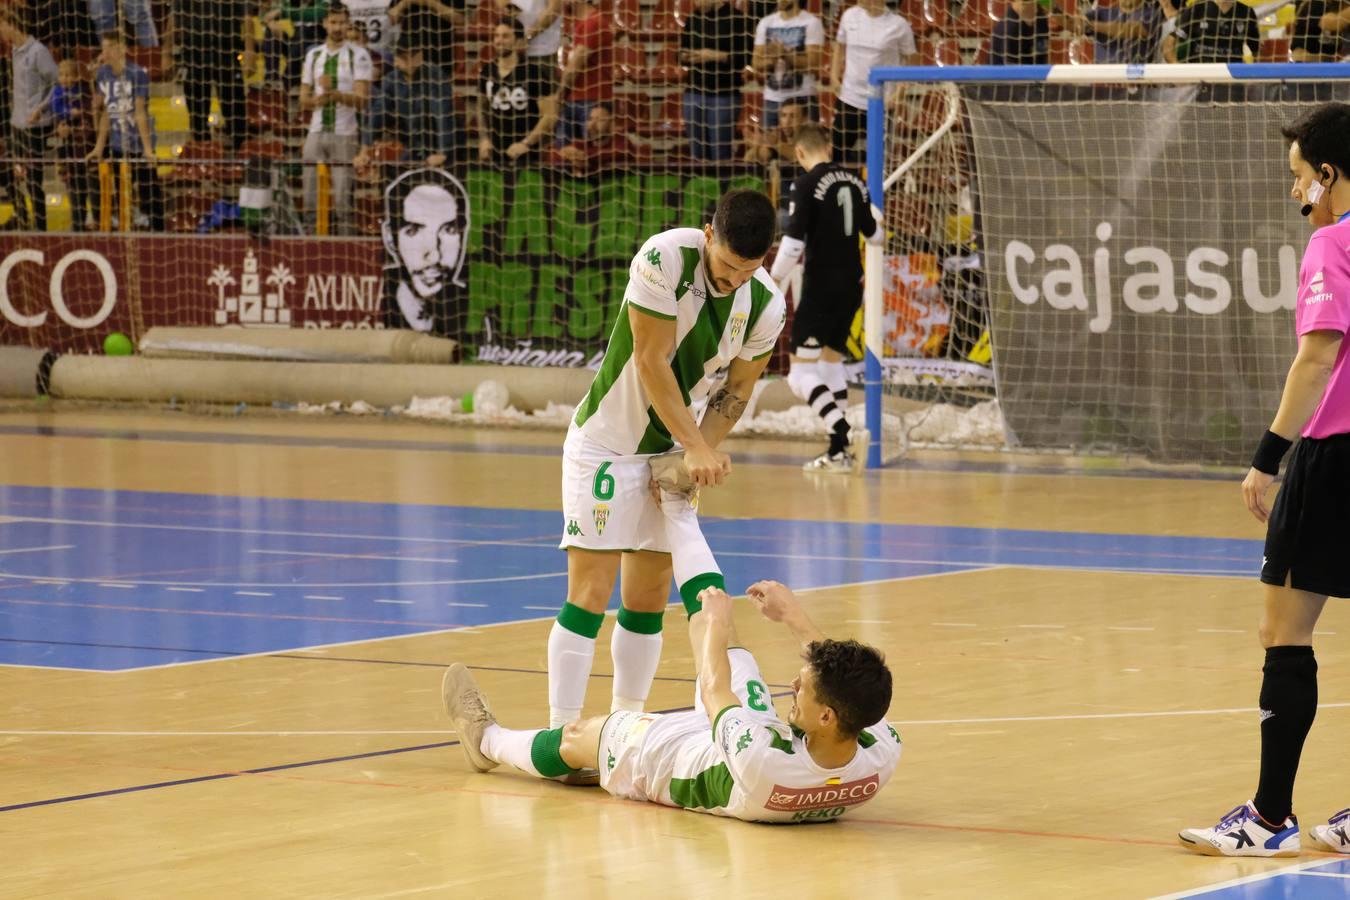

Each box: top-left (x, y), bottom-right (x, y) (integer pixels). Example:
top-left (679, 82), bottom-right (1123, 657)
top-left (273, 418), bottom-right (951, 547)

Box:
top-left (530, 727), bottom-right (579, 777)
top-left (678, 572), bottom-right (725, 618)
top-left (556, 601), bottom-right (604, 638)
top-left (615, 607), bottom-right (664, 634)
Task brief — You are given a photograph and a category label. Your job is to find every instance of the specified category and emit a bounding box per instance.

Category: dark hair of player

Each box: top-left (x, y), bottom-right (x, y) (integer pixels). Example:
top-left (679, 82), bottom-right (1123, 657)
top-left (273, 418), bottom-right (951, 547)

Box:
top-left (711, 189), bottom-right (777, 260)
top-left (793, 122), bottom-right (831, 155)
top-left (1281, 103), bottom-right (1350, 180)
top-left (804, 639), bottom-right (892, 738)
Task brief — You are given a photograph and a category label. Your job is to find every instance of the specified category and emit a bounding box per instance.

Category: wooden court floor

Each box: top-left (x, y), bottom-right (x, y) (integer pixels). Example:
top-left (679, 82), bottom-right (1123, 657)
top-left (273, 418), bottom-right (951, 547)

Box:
top-left (1, 408), bottom-right (1348, 899)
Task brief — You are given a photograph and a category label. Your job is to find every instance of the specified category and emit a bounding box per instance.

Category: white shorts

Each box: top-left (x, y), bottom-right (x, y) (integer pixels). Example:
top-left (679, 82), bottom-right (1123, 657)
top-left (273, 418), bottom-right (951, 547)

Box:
top-left (598, 649), bottom-right (775, 801)
top-left (559, 427), bottom-right (672, 553)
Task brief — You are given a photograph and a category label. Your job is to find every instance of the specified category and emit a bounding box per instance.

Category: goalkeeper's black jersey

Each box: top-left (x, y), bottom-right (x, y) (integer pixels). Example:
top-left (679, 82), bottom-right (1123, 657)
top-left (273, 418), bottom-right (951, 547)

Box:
top-left (784, 161), bottom-right (876, 278)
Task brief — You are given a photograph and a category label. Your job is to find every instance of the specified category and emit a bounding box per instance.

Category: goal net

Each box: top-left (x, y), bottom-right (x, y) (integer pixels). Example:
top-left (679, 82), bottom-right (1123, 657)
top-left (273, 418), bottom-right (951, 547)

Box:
top-left (862, 63), bottom-right (1350, 467)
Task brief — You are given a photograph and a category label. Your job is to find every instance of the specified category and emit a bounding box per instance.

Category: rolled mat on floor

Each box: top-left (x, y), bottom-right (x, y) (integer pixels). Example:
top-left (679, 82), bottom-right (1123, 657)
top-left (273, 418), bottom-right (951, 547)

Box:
top-left (137, 327), bottom-right (460, 364)
top-left (0, 346), bottom-right (58, 397)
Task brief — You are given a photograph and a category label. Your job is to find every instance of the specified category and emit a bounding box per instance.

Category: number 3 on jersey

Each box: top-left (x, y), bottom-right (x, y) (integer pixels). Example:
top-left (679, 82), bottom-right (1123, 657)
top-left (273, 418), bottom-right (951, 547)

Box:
top-left (746, 679), bottom-right (770, 712)
top-left (592, 461), bottom-right (615, 500)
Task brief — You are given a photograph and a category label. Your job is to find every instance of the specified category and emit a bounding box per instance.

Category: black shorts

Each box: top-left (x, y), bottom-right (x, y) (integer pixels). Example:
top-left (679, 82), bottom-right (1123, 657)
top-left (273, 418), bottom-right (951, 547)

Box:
top-left (791, 268), bottom-right (863, 355)
top-left (1261, 432), bottom-right (1350, 598)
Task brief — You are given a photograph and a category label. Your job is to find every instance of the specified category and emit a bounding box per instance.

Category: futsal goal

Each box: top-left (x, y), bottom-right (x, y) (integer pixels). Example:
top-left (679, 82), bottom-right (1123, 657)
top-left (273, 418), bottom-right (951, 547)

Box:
top-left (861, 63), bottom-right (1350, 468)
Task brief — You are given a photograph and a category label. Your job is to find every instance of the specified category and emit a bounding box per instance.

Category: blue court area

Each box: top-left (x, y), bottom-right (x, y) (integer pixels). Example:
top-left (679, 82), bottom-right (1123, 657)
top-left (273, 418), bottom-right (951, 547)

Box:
top-left (1180, 858), bottom-right (1350, 898)
top-left (0, 484), bottom-right (1262, 671)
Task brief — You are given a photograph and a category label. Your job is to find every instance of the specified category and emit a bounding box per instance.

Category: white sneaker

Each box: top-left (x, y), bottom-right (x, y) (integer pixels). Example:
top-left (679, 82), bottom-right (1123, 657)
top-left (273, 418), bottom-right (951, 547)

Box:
top-left (1308, 808), bottom-right (1350, 853)
top-left (441, 663), bottom-right (498, 772)
top-left (1179, 802), bottom-right (1300, 857)
top-left (803, 448), bottom-right (855, 473)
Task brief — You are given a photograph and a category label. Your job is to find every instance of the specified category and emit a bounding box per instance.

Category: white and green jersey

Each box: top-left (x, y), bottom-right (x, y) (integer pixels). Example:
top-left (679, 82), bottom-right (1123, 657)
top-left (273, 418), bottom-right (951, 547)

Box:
top-left (573, 228), bottom-right (787, 456)
top-left (627, 705), bottom-right (902, 824)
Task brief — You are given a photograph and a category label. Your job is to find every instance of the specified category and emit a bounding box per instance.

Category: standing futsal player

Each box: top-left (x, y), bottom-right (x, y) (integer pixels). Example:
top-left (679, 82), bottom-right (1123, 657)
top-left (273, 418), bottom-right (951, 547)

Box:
top-left (1180, 103), bottom-right (1350, 858)
top-left (549, 190), bottom-right (787, 748)
top-left (770, 122), bottom-right (882, 472)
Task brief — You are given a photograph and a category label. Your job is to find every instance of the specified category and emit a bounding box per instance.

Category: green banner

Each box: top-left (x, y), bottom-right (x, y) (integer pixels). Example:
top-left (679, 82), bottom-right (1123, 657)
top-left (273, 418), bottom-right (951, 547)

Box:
top-left (463, 166), bottom-right (765, 367)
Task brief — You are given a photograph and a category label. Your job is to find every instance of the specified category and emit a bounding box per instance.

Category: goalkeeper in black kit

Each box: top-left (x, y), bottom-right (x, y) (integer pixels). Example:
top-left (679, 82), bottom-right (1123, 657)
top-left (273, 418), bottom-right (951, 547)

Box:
top-left (769, 122), bottom-right (883, 472)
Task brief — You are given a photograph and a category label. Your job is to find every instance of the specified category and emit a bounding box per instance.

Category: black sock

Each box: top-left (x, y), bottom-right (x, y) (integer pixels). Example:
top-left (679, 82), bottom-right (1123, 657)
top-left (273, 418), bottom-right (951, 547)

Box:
top-left (1252, 645), bottom-right (1318, 826)
top-left (829, 421), bottom-right (851, 455)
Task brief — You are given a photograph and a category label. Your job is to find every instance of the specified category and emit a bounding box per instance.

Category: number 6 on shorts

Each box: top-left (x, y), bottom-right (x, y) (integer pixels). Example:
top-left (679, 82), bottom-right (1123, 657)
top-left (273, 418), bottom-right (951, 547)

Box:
top-left (593, 461), bottom-right (615, 501)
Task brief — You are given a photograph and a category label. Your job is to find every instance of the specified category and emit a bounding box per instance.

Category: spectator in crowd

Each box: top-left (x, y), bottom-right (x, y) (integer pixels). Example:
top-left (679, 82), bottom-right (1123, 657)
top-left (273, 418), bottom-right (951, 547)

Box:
top-left (52, 59), bottom-right (99, 230)
top-left (262, 0), bottom-right (330, 86)
top-left (346, 0), bottom-right (401, 63)
top-left (477, 15), bottom-right (558, 165)
top-left (358, 31), bottom-right (454, 173)
top-left (171, 0), bottom-right (251, 149)
top-left (388, 0), bottom-right (465, 72)
top-left (831, 0), bottom-right (915, 164)
top-left (499, 0), bottom-right (562, 64)
top-left (555, 0), bottom-right (612, 146)
top-left (753, 0), bottom-right (823, 127)
top-left (1291, 0), bottom-right (1350, 61)
top-left (88, 0), bottom-right (159, 46)
top-left (550, 102), bottom-right (636, 174)
top-left (680, 0), bottom-right (753, 162)
top-left (743, 97), bottom-right (803, 224)
top-left (88, 31), bottom-right (164, 230)
top-left (299, 3), bottom-right (372, 233)
top-left (2, 12), bottom-right (57, 231)
top-left (988, 0), bottom-right (1050, 65)
top-left (1081, 0), bottom-right (1163, 64)
top-left (1162, 0), bottom-right (1259, 62)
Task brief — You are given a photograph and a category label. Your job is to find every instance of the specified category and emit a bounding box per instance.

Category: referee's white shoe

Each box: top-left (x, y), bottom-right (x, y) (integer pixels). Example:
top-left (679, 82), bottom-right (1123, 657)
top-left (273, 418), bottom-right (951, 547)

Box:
top-left (1308, 808), bottom-right (1350, 853)
top-left (1178, 801), bottom-right (1300, 857)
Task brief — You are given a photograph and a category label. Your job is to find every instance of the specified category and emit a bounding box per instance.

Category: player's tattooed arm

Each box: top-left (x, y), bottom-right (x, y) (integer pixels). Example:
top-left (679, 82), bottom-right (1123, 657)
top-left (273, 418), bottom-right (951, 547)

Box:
top-left (706, 388), bottom-right (748, 422)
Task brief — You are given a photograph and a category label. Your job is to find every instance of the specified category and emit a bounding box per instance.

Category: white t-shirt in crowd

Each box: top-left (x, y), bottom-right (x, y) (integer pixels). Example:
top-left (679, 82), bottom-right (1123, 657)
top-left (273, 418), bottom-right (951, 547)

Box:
top-left (301, 41), bottom-right (374, 135)
top-left (835, 5), bottom-right (915, 110)
top-left (512, 0), bottom-right (563, 58)
top-left (754, 10), bottom-right (825, 103)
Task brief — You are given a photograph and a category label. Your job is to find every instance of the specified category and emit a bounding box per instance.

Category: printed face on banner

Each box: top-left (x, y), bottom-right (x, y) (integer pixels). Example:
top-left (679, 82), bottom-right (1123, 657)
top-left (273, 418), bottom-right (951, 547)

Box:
top-left (396, 185), bottom-right (465, 299)
top-left (382, 168), bottom-right (471, 338)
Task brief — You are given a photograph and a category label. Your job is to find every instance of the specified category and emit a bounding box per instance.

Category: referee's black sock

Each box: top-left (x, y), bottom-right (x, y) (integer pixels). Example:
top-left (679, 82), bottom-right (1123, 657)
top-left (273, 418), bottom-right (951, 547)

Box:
top-left (1252, 645), bottom-right (1318, 826)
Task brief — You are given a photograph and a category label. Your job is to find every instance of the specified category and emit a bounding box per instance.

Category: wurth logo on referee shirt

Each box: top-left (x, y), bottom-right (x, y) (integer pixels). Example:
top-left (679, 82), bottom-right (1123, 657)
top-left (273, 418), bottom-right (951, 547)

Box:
top-left (1306, 270), bottom-right (1334, 305)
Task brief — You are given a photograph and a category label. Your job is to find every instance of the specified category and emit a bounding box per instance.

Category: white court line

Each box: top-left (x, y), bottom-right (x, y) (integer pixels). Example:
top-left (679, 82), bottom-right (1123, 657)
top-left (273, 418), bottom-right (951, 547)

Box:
top-left (0, 544), bottom-right (74, 556)
top-left (251, 549), bottom-right (459, 564)
top-left (234, 591), bottom-right (273, 598)
top-left (32, 579), bottom-right (71, 585)
top-left (1198, 628), bottom-right (1246, 634)
top-left (931, 622), bottom-right (977, 627)
top-left (304, 595), bottom-right (342, 601)
top-left (1150, 858), bottom-right (1349, 899)
top-left (522, 605), bottom-right (559, 612)
top-left (1018, 624), bottom-right (1065, 629)
top-left (897, 702), bottom-right (1350, 726)
top-left (0, 730), bottom-right (454, 736)
top-left (1301, 872), bottom-right (1350, 880)
top-left (1107, 626), bottom-right (1155, 632)
top-left (166, 587), bottom-right (205, 593)
top-left (79, 567), bottom-right (988, 674)
top-left (0, 570), bottom-right (567, 589)
top-left (846, 619), bottom-right (891, 624)
top-left (97, 583), bottom-right (136, 589)
top-left (445, 602), bottom-right (488, 608)
top-left (374, 599), bottom-right (413, 605)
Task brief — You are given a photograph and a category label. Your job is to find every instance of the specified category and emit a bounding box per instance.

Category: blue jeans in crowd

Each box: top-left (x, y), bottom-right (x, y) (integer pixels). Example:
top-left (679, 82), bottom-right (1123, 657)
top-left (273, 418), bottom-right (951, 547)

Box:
top-left (683, 91), bottom-right (739, 162)
top-left (556, 99), bottom-right (598, 147)
top-left (87, 0), bottom-right (159, 46)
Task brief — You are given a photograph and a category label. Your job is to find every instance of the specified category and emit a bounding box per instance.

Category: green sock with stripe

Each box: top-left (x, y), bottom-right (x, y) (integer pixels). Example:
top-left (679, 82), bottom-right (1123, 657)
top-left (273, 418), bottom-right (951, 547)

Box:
top-left (679, 573), bottom-right (726, 618)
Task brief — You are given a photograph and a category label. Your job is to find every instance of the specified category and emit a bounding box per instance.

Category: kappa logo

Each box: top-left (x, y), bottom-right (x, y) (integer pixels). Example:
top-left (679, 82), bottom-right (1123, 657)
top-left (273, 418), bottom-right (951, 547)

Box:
top-left (645, 248), bottom-right (662, 269)
top-left (592, 504), bottom-right (610, 535)
top-left (607, 750), bottom-right (616, 771)
top-left (1260, 708), bottom-right (1275, 723)
top-left (679, 279), bottom-right (707, 300)
top-left (566, 519), bottom-right (584, 537)
top-left (735, 729), bottom-right (754, 755)
top-left (729, 312), bottom-right (748, 343)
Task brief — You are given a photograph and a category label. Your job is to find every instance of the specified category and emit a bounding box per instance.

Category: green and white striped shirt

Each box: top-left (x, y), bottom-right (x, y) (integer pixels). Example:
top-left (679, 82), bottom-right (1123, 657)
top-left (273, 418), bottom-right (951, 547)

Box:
top-left (573, 227), bottom-right (787, 456)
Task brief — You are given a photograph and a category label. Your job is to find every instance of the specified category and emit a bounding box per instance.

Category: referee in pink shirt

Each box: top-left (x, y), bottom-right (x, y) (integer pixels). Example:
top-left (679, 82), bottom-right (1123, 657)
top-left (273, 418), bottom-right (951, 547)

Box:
top-left (1180, 103), bottom-right (1350, 859)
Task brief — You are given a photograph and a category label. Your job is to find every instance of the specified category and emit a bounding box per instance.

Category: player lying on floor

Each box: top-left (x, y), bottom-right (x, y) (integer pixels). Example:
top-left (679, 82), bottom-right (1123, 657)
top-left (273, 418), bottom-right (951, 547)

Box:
top-left (443, 580), bottom-right (902, 823)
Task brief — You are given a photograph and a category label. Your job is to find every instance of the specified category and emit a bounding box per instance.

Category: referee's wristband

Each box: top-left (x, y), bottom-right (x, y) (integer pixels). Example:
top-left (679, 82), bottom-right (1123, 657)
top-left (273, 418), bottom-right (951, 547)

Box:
top-left (1251, 430), bottom-right (1293, 476)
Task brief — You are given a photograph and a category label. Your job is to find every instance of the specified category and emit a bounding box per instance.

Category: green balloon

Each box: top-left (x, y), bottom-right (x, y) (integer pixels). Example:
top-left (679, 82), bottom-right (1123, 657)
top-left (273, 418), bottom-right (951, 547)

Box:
top-left (461, 393), bottom-right (473, 413)
top-left (103, 332), bottom-right (134, 356)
